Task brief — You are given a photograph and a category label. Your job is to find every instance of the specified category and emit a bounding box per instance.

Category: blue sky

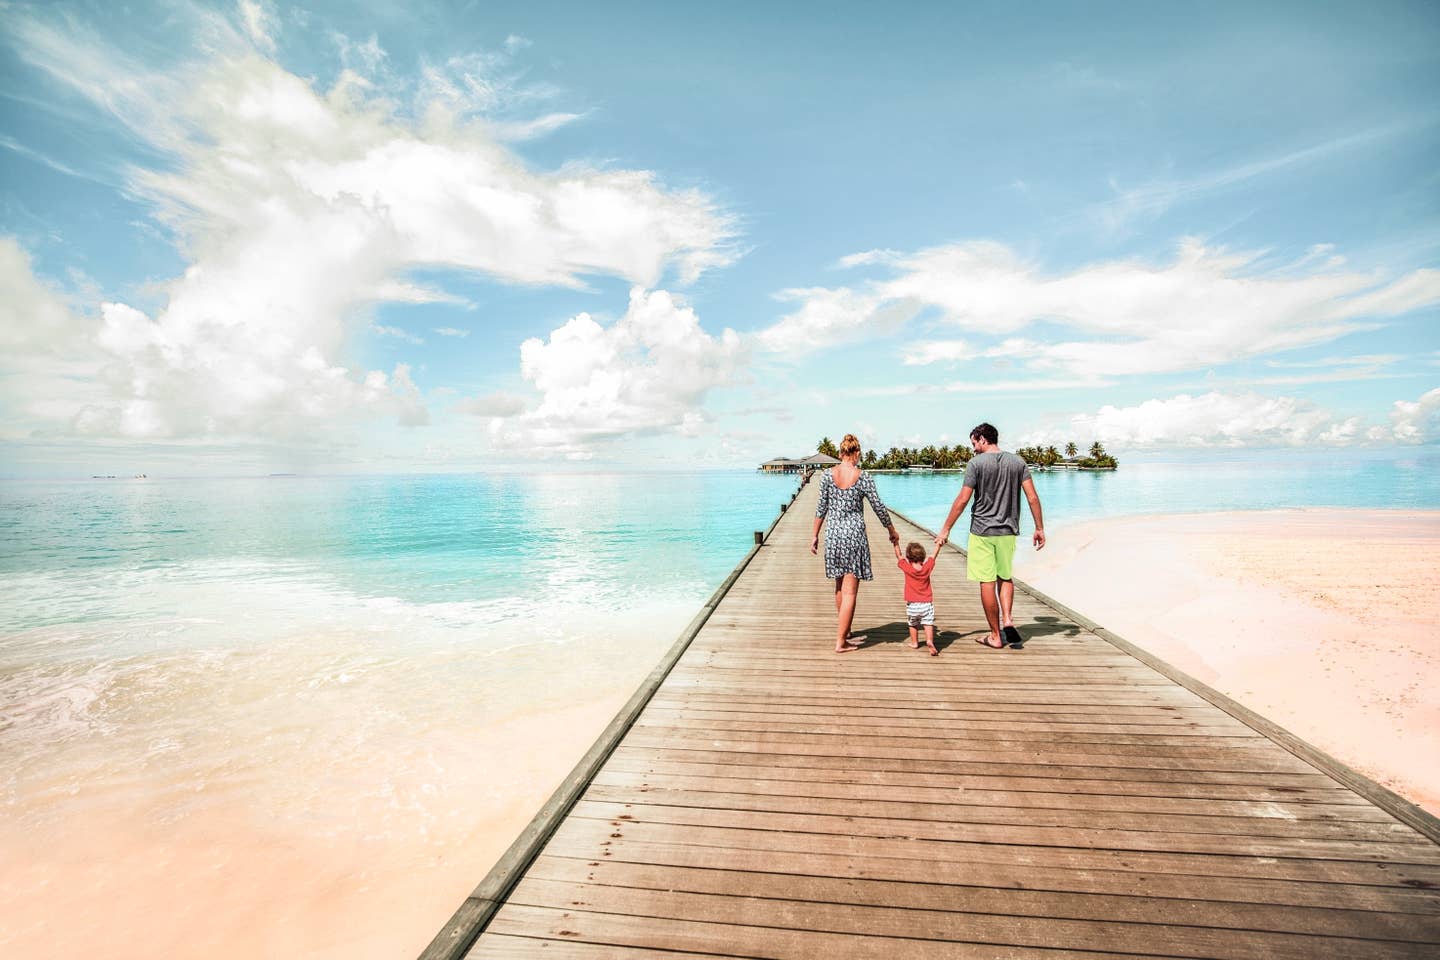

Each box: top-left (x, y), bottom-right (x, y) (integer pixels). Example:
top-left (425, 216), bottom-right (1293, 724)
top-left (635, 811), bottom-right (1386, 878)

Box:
top-left (1, 0), bottom-right (1437, 474)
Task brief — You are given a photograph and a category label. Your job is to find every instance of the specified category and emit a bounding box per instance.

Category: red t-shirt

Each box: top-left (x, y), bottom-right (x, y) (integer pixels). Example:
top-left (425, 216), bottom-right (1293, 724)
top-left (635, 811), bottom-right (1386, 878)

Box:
top-left (898, 556), bottom-right (935, 602)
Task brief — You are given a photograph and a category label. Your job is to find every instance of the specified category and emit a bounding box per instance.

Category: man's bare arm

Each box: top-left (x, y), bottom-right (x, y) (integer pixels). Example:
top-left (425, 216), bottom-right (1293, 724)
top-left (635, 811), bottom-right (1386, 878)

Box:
top-left (935, 486), bottom-right (974, 548)
top-left (1022, 477), bottom-right (1045, 550)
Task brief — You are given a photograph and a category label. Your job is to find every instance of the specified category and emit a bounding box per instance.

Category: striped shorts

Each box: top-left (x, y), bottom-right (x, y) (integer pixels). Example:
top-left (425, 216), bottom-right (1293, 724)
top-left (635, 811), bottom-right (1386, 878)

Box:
top-left (905, 601), bottom-right (935, 627)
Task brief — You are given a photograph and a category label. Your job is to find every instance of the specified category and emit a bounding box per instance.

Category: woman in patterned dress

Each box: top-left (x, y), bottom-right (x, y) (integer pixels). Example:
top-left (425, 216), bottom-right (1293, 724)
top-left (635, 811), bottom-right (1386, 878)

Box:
top-left (810, 434), bottom-right (900, 652)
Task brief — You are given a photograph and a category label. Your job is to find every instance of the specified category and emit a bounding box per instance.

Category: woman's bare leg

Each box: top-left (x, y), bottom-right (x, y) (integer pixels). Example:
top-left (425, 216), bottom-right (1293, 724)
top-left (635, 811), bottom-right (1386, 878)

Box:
top-left (836, 575), bottom-right (860, 651)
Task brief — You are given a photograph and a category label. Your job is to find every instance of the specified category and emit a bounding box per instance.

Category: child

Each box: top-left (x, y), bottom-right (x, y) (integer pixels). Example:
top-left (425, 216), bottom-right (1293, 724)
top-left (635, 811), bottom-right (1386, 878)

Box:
top-left (894, 540), bottom-right (939, 656)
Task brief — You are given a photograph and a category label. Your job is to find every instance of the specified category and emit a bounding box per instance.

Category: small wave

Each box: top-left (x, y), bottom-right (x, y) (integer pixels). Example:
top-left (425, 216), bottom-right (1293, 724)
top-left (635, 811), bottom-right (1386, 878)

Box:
top-left (0, 660), bottom-right (120, 745)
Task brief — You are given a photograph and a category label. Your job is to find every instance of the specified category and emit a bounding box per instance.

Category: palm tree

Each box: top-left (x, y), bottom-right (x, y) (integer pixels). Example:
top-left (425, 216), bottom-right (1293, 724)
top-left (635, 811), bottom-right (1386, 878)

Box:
top-left (1089, 440), bottom-right (1106, 460)
top-left (1064, 442), bottom-right (1078, 459)
top-left (818, 437), bottom-right (839, 458)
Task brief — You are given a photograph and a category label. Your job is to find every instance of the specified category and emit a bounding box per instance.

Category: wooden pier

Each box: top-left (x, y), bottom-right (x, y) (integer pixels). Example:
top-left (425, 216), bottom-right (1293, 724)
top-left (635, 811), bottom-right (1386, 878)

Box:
top-left (424, 478), bottom-right (1440, 959)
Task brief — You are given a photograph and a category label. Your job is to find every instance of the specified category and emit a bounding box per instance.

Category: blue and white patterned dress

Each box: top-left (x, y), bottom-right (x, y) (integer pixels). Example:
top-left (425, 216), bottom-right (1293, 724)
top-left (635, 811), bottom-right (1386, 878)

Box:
top-left (815, 469), bottom-right (892, 580)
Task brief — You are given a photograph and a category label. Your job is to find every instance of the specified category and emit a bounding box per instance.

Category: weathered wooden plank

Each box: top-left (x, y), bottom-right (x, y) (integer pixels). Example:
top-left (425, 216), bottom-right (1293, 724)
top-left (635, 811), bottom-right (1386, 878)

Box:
top-left (607, 742), bottom-right (1360, 790)
top-left (484, 904), bottom-right (1130, 960)
top-left (584, 774), bottom-right (1423, 841)
top-left (539, 825), bottom-right (1440, 914)
top-left (635, 716), bottom-right (1268, 747)
top-left (648, 692), bottom-right (1219, 717)
top-left (618, 729), bottom-right (1323, 774)
top-left (600, 755), bottom-right (1386, 811)
top-left (570, 798), bottom-right (1440, 866)
top-left (642, 703), bottom-right (1257, 733)
top-left (469, 934), bottom-right (716, 959)
top-left (552, 812), bottom-right (1440, 890)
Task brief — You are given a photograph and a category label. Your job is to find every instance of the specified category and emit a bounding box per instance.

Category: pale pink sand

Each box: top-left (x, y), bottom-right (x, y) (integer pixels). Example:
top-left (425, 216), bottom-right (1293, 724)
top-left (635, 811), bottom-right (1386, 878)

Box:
top-left (0, 698), bottom-right (620, 959)
top-left (0, 600), bottom-right (693, 960)
top-left (1018, 509), bottom-right (1440, 815)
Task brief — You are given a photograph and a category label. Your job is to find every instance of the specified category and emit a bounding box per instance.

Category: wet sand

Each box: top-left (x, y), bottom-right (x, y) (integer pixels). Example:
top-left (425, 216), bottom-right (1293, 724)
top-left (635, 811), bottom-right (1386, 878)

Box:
top-left (1018, 508), bottom-right (1440, 815)
top-left (0, 600), bottom-right (692, 959)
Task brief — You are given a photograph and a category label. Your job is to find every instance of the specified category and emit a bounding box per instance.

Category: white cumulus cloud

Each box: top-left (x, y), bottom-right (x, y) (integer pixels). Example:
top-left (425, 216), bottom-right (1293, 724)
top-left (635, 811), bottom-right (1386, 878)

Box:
top-left (1390, 387), bottom-right (1440, 444)
top-left (486, 287), bottom-right (745, 455)
top-left (1022, 387), bottom-right (1440, 450)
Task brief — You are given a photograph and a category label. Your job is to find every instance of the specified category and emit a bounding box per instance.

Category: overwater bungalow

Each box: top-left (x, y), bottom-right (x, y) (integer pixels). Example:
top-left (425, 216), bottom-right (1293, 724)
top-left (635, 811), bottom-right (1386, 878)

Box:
top-left (758, 453), bottom-right (841, 474)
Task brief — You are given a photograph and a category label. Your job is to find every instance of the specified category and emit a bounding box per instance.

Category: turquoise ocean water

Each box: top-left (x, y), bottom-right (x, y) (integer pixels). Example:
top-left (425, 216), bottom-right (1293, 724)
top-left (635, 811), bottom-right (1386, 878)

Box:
top-left (1, 450), bottom-right (1436, 955)
top-left (7, 450), bottom-right (1437, 633)
top-left (4, 450), bottom-right (1438, 774)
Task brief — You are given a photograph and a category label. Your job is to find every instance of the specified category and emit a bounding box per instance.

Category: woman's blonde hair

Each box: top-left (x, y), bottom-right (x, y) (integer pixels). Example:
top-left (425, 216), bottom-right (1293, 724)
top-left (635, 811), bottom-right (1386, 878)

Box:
top-left (839, 434), bottom-right (862, 458)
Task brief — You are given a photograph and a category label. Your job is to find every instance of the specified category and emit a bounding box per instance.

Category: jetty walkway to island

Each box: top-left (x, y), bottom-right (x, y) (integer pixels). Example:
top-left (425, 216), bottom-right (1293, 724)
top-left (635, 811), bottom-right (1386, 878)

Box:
top-left (425, 478), bottom-right (1440, 959)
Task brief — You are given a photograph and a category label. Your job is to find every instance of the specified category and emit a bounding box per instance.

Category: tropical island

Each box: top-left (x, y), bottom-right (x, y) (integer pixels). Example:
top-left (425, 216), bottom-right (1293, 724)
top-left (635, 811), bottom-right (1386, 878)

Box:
top-left (760, 438), bottom-right (1118, 473)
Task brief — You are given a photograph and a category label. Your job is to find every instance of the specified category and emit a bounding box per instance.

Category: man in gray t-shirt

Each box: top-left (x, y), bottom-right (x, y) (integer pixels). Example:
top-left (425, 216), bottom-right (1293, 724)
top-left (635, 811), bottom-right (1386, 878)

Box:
top-left (935, 423), bottom-right (1045, 650)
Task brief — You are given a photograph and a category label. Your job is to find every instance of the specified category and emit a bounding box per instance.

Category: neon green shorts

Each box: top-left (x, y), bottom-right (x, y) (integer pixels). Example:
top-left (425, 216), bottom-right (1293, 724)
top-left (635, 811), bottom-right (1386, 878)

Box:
top-left (967, 534), bottom-right (1016, 582)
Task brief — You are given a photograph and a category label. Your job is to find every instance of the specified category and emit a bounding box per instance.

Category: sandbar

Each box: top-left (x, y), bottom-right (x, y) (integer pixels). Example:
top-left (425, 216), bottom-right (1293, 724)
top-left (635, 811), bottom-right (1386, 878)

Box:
top-left (1018, 508), bottom-right (1440, 815)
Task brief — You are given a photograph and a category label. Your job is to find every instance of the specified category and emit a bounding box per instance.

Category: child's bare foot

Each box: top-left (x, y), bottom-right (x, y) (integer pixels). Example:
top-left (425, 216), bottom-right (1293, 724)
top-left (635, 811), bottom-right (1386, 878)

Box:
top-left (927, 643), bottom-right (939, 656)
top-left (835, 641), bottom-right (860, 653)
top-left (907, 639), bottom-right (919, 649)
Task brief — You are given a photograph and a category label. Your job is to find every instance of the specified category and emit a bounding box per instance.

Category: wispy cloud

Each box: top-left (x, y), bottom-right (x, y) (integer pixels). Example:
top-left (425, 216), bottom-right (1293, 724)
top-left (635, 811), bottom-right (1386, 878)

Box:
top-left (899, 340), bottom-right (968, 366)
top-left (855, 378), bottom-right (1110, 398)
top-left (372, 323), bottom-right (425, 345)
top-left (238, 0), bottom-right (279, 53)
top-left (1090, 120), bottom-right (1430, 235)
top-left (0, 134), bottom-right (117, 187)
top-left (1246, 353), bottom-right (1404, 385)
top-left (756, 239), bottom-right (1440, 379)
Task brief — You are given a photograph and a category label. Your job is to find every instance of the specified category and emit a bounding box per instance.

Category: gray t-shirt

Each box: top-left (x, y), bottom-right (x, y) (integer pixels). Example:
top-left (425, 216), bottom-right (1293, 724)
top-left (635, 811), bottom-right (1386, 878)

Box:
top-left (963, 451), bottom-right (1031, 536)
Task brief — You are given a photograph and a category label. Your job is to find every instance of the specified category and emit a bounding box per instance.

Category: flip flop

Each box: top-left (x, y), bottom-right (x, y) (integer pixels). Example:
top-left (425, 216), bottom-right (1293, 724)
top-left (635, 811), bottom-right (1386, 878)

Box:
top-left (975, 637), bottom-right (1004, 649)
top-left (1002, 626), bottom-right (1024, 648)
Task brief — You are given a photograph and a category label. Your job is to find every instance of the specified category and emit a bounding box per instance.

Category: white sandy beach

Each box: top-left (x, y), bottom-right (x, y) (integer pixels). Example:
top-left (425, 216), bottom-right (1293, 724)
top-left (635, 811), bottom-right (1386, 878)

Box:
top-left (1018, 508), bottom-right (1440, 816)
top-left (0, 598), bottom-right (693, 960)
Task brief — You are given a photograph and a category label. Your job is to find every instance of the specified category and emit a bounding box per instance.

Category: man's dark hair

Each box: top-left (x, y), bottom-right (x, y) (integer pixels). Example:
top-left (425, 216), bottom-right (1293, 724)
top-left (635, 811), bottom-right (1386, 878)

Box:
top-left (969, 422), bottom-right (998, 445)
